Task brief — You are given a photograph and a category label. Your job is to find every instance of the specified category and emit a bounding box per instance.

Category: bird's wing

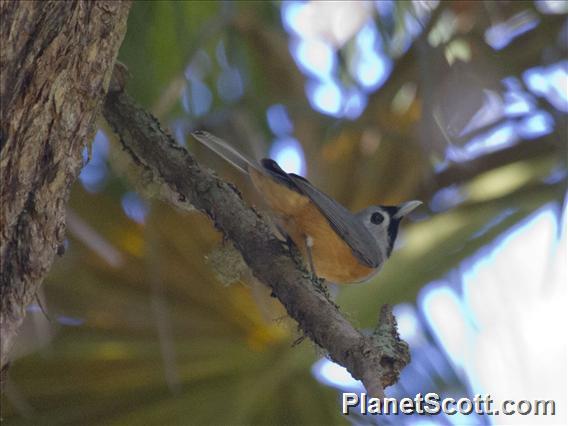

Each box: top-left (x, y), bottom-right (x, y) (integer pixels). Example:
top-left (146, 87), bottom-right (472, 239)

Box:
top-left (260, 159), bottom-right (380, 268)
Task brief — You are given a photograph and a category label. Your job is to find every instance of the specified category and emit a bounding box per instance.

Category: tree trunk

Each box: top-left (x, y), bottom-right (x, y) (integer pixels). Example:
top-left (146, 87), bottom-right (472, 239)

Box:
top-left (0, 0), bottom-right (131, 369)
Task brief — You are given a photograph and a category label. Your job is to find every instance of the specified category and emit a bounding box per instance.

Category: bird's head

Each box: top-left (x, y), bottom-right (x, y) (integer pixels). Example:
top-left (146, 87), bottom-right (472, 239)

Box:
top-left (358, 200), bottom-right (422, 257)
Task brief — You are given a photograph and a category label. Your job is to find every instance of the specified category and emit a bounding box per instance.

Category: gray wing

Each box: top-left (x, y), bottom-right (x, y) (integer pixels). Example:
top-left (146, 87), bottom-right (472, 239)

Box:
top-left (260, 159), bottom-right (380, 268)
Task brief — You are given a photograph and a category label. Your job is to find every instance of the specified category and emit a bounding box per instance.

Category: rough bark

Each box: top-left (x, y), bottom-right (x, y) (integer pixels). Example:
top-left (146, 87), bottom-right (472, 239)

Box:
top-left (103, 73), bottom-right (410, 398)
top-left (0, 0), bottom-right (131, 369)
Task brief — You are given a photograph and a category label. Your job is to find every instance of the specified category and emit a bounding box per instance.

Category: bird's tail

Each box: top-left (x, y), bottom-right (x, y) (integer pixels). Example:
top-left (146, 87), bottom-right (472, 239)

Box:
top-left (191, 130), bottom-right (258, 175)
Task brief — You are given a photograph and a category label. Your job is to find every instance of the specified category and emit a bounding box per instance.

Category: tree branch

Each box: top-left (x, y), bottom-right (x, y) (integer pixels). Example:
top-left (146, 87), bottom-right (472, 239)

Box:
top-left (0, 0), bottom-right (131, 368)
top-left (102, 71), bottom-right (410, 398)
top-left (433, 135), bottom-right (559, 189)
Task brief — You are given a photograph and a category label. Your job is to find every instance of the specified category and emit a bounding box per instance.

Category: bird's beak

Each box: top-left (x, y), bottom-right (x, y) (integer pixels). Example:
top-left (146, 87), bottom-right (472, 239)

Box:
top-left (394, 200), bottom-right (422, 219)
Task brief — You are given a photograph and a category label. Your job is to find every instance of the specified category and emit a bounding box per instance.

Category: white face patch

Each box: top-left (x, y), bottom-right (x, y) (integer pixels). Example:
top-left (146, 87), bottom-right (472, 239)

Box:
top-left (367, 209), bottom-right (390, 230)
top-left (357, 207), bottom-right (392, 261)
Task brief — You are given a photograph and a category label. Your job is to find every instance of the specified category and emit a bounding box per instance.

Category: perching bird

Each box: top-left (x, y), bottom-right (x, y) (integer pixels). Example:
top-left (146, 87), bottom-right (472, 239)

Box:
top-left (192, 130), bottom-right (421, 284)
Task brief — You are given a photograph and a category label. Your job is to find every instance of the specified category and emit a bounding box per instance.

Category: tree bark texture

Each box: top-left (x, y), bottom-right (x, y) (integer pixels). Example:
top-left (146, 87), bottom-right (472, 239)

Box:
top-left (0, 0), bottom-right (131, 369)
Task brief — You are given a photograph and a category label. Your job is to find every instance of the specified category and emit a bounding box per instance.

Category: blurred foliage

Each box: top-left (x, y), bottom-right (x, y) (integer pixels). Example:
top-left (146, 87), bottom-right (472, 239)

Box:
top-left (3, 1), bottom-right (566, 425)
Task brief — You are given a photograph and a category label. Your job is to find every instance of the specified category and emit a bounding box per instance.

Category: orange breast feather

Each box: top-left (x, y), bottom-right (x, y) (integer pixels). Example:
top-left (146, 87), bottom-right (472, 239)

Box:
top-left (248, 168), bottom-right (375, 283)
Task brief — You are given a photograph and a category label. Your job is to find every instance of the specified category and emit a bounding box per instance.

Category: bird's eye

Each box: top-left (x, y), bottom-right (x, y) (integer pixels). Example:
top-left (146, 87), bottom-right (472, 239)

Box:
top-left (370, 212), bottom-right (384, 225)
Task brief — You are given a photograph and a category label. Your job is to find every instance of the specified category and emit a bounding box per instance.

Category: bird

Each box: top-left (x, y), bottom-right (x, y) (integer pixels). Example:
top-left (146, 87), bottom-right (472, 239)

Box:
top-left (192, 130), bottom-right (421, 284)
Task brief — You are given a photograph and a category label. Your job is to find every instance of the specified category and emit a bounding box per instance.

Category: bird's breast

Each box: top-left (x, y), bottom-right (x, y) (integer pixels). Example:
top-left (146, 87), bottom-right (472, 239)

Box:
top-left (249, 168), bottom-right (377, 284)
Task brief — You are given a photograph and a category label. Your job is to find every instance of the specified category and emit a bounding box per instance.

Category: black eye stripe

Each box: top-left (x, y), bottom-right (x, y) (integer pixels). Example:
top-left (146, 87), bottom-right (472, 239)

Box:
top-left (370, 212), bottom-right (384, 225)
